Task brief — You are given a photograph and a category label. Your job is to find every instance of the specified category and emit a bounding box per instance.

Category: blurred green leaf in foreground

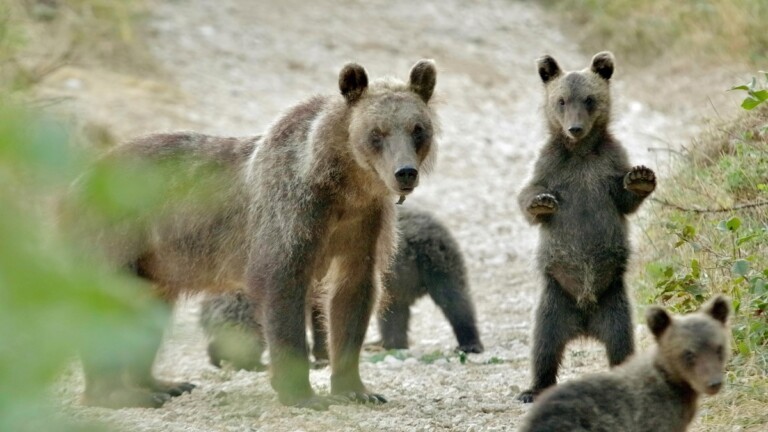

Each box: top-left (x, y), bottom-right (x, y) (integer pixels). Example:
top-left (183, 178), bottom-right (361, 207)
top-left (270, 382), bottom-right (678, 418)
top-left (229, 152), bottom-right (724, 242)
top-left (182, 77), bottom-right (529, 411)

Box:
top-left (0, 102), bottom-right (167, 432)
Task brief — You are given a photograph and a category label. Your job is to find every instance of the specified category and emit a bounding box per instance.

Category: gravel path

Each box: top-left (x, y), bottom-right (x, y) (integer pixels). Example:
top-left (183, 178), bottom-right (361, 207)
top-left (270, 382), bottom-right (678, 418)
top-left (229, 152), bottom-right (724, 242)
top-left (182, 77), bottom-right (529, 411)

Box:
top-left (57, 0), bottom-right (699, 430)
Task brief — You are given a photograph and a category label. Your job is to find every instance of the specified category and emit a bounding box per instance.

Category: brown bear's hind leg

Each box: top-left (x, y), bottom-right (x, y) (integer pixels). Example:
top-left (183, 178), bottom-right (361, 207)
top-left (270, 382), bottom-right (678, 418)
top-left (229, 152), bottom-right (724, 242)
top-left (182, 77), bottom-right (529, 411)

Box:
top-left (587, 279), bottom-right (634, 366)
top-left (81, 357), bottom-right (171, 408)
top-left (518, 276), bottom-right (581, 403)
top-left (378, 299), bottom-right (411, 350)
top-left (310, 303), bottom-right (330, 368)
top-left (426, 273), bottom-right (484, 354)
top-left (123, 293), bottom-right (196, 398)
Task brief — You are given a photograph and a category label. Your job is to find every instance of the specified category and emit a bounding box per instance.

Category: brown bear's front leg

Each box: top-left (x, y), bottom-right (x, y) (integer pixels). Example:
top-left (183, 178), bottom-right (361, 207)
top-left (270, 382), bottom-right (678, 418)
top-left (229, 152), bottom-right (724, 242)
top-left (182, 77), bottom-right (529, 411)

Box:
top-left (327, 253), bottom-right (386, 404)
top-left (258, 271), bottom-right (315, 406)
top-left (251, 247), bottom-right (342, 410)
top-left (614, 165), bottom-right (656, 214)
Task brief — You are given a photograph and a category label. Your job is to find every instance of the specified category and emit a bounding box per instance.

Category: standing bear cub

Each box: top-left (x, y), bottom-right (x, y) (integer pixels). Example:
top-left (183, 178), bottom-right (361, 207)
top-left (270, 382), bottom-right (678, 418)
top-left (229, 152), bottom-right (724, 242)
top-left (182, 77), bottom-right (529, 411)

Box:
top-left (517, 51), bottom-right (656, 402)
top-left (70, 60), bottom-right (439, 410)
top-left (519, 296), bottom-right (731, 432)
top-left (200, 207), bottom-right (483, 372)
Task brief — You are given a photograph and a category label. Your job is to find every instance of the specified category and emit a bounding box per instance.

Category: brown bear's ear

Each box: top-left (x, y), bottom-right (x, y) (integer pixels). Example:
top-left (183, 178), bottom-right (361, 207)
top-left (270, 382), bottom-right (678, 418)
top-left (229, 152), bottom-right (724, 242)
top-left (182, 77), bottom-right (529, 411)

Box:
top-left (590, 51), bottom-right (614, 81)
top-left (702, 295), bottom-right (730, 325)
top-left (409, 59), bottom-right (437, 103)
top-left (339, 63), bottom-right (368, 103)
top-left (537, 55), bottom-right (562, 84)
top-left (646, 306), bottom-right (672, 338)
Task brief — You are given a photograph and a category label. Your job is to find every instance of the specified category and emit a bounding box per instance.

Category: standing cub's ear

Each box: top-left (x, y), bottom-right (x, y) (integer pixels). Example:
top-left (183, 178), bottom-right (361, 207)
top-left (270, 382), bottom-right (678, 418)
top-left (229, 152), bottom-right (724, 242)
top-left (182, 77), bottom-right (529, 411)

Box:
top-left (409, 59), bottom-right (437, 103)
top-left (702, 295), bottom-right (730, 325)
top-left (339, 63), bottom-right (368, 103)
top-left (590, 51), bottom-right (614, 81)
top-left (646, 306), bottom-right (672, 339)
top-left (537, 55), bottom-right (562, 84)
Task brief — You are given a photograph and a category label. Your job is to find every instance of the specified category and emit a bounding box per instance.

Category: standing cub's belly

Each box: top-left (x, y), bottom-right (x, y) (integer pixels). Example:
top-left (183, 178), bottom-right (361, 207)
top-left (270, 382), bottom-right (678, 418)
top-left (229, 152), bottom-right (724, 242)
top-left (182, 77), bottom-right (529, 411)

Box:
top-left (537, 193), bottom-right (628, 304)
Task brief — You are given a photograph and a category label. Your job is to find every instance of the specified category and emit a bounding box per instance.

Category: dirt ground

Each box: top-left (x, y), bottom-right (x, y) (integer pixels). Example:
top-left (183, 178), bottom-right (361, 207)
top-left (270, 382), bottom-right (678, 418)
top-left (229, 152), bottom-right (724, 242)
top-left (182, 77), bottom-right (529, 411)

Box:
top-left (48, 0), bottom-right (747, 430)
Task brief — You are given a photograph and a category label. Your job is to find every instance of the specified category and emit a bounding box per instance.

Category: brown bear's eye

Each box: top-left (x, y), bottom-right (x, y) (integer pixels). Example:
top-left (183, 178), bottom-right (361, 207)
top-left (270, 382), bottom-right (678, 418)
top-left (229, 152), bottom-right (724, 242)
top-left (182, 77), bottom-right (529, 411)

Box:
top-left (412, 123), bottom-right (428, 151)
top-left (585, 96), bottom-right (595, 111)
top-left (369, 129), bottom-right (384, 150)
top-left (558, 98), bottom-right (565, 107)
top-left (682, 349), bottom-right (696, 366)
top-left (715, 345), bottom-right (724, 360)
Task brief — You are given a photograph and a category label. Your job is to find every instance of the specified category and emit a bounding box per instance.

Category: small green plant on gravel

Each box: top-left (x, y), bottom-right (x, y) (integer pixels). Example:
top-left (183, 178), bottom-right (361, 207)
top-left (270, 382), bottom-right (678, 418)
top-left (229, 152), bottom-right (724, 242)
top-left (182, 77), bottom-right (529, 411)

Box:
top-left (731, 72), bottom-right (768, 110)
top-left (366, 349), bottom-right (411, 363)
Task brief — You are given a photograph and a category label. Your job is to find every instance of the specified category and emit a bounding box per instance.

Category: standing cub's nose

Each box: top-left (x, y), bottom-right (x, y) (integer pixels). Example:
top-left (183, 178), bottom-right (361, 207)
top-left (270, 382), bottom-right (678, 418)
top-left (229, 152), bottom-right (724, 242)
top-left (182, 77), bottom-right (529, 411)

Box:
top-left (395, 167), bottom-right (418, 190)
top-left (568, 125), bottom-right (583, 135)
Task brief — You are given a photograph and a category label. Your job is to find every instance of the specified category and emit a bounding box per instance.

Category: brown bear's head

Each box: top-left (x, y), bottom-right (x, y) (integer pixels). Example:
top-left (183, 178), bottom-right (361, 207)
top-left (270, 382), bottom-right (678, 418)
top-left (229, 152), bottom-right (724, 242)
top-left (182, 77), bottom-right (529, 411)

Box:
top-left (646, 295), bottom-right (731, 396)
top-left (340, 60), bottom-right (438, 198)
top-left (536, 51), bottom-right (614, 147)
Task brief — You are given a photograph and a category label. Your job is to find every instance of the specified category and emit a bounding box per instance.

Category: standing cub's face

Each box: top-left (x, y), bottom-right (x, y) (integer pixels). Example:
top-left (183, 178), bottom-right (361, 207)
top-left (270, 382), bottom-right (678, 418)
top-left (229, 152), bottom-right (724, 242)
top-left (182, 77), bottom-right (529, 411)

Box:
top-left (340, 61), bottom-right (437, 197)
top-left (537, 51), bottom-right (614, 145)
top-left (647, 296), bottom-right (731, 396)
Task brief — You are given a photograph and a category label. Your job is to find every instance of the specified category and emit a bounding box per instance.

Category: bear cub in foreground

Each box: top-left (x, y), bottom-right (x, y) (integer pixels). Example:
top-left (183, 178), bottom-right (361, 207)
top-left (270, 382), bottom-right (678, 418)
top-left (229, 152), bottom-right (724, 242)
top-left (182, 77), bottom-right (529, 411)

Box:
top-left (70, 60), bottom-right (439, 410)
top-left (517, 51), bottom-right (656, 402)
top-left (200, 207), bottom-right (484, 371)
top-left (519, 296), bottom-right (731, 432)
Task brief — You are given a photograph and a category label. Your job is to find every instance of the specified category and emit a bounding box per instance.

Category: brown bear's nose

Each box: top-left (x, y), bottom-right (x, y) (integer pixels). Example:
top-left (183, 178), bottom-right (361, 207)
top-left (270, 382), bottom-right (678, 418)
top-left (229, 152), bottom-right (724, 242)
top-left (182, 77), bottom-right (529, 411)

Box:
top-left (395, 166), bottom-right (418, 190)
top-left (568, 125), bottom-right (583, 135)
top-left (706, 379), bottom-right (723, 394)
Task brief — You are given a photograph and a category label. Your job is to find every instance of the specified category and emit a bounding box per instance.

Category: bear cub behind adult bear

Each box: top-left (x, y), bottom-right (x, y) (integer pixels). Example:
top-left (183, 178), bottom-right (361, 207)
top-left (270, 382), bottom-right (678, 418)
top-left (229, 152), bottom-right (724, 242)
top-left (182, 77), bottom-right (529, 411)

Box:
top-left (519, 296), bottom-right (731, 432)
top-left (517, 51), bottom-right (657, 402)
top-left (67, 60), bottom-right (440, 411)
top-left (200, 206), bottom-right (484, 372)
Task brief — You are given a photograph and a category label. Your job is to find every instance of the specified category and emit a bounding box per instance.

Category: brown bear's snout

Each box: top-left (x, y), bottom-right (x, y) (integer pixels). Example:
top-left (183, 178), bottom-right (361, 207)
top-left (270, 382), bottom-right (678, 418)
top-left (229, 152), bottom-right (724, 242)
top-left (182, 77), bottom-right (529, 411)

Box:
top-left (395, 166), bottom-right (419, 191)
top-left (568, 125), bottom-right (584, 136)
top-left (705, 377), bottom-right (723, 394)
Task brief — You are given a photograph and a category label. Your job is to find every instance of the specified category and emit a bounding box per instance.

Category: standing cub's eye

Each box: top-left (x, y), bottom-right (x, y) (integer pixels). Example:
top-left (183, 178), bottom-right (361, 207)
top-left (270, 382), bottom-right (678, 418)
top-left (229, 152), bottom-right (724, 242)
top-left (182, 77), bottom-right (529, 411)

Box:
top-left (412, 123), bottom-right (428, 151)
top-left (715, 345), bottom-right (724, 360)
top-left (558, 98), bottom-right (565, 107)
top-left (369, 128), bottom-right (384, 150)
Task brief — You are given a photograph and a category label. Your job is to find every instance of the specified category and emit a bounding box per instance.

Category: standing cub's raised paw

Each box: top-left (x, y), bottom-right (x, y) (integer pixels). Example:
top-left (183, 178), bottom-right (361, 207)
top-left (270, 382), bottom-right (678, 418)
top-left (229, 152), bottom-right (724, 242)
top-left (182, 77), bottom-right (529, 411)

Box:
top-left (528, 193), bottom-right (558, 216)
top-left (624, 165), bottom-right (656, 195)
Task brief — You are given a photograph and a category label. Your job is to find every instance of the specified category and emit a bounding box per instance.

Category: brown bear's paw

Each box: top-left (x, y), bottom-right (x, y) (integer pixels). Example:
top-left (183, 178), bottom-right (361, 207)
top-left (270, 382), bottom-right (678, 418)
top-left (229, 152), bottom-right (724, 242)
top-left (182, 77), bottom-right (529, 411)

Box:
top-left (624, 165), bottom-right (656, 195)
top-left (528, 193), bottom-right (558, 216)
top-left (84, 388), bottom-right (171, 409)
top-left (456, 341), bottom-right (484, 354)
top-left (291, 394), bottom-right (349, 411)
top-left (516, 388), bottom-right (541, 404)
top-left (338, 391), bottom-right (388, 405)
top-left (147, 379), bottom-right (196, 397)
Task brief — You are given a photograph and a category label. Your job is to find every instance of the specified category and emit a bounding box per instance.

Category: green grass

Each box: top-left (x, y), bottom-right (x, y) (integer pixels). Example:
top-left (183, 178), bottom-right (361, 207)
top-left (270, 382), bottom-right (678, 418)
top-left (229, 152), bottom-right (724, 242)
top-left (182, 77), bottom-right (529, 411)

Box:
top-left (538, 0), bottom-right (768, 66)
top-left (635, 103), bottom-right (768, 429)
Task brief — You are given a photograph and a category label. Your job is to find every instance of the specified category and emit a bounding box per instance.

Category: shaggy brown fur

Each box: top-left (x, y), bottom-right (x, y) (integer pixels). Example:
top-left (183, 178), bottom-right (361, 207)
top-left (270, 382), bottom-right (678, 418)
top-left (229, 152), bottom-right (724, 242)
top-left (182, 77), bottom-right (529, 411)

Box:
top-left (519, 296), bottom-right (731, 432)
top-left (199, 207), bottom-right (483, 370)
top-left (70, 60), bottom-right (439, 410)
top-left (517, 51), bottom-right (656, 403)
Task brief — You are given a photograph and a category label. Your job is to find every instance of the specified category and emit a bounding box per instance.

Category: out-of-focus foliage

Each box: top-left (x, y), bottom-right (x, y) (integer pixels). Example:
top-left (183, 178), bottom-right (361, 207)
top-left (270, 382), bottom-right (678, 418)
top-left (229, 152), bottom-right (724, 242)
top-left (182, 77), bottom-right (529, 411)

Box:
top-left (0, 102), bottom-right (173, 432)
top-left (0, 2), bottom-right (163, 430)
